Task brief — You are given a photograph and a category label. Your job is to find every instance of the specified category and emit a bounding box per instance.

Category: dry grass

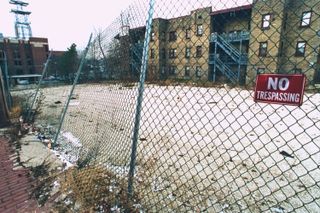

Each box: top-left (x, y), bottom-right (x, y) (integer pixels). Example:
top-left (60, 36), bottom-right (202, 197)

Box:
top-left (55, 166), bottom-right (141, 212)
top-left (9, 105), bottom-right (22, 119)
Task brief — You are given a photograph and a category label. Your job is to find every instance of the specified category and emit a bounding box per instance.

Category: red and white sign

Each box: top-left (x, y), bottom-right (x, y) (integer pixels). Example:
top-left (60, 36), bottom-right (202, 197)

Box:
top-left (254, 74), bottom-right (306, 106)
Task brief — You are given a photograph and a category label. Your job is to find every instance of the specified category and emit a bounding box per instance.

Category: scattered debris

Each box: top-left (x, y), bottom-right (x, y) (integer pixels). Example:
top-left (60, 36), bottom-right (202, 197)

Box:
top-left (271, 206), bottom-right (286, 213)
top-left (279, 151), bottom-right (294, 158)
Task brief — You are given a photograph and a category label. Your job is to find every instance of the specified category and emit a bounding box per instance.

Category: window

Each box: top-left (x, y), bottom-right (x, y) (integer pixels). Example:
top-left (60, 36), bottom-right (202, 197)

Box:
top-left (169, 31), bottom-right (177, 41)
top-left (161, 66), bottom-right (166, 74)
top-left (261, 14), bottom-right (271, 29)
top-left (169, 66), bottom-right (177, 75)
top-left (161, 31), bottom-right (166, 41)
top-left (185, 47), bottom-right (191, 58)
top-left (169, 48), bottom-right (177, 59)
top-left (16, 69), bottom-right (23, 75)
top-left (161, 48), bottom-right (166, 59)
top-left (196, 66), bottom-right (202, 77)
top-left (301, 11), bottom-right (311, 27)
top-left (294, 67), bottom-right (302, 74)
top-left (14, 60), bottom-right (22, 66)
top-left (13, 50), bottom-right (21, 59)
top-left (196, 46), bottom-right (202, 57)
top-left (0, 50), bottom-right (4, 59)
top-left (150, 31), bottom-right (155, 41)
top-left (257, 67), bottom-right (265, 74)
top-left (295, 41), bottom-right (306, 57)
top-left (185, 28), bottom-right (191, 39)
top-left (150, 48), bottom-right (155, 59)
top-left (259, 42), bottom-right (268, 57)
top-left (185, 66), bottom-right (190, 77)
top-left (197, 25), bottom-right (203, 36)
top-left (27, 58), bottom-right (33, 66)
top-left (44, 45), bottom-right (49, 52)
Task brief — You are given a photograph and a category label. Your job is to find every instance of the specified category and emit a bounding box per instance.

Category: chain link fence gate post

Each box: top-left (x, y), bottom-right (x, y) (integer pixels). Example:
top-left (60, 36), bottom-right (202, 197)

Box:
top-left (53, 34), bottom-right (93, 145)
top-left (127, 0), bottom-right (155, 198)
top-left (26, 51), bottom-right (52, 123)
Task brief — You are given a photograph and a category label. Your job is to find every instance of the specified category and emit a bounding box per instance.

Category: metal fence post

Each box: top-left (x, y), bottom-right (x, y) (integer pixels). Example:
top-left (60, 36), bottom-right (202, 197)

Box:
top-left (3, 52), bottom-right (12, 108)
top-left (53, 34), bottom-right (93, 145)
top-left (127, 0), bottom-right (155, 198)
top-left (26, 51), bottom-right (52, 122)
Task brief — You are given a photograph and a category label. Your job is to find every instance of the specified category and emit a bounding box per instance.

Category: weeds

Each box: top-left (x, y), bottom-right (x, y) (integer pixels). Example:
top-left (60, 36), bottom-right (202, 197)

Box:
top-left (56, 166), bottom-right (142, 212)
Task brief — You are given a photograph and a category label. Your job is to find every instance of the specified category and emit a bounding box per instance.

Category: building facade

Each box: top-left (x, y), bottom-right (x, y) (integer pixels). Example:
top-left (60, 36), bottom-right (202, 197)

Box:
top-left (0, 36), bottom-right (49, 82)
top-left (147, 7), bottom-right (212, 81)
top-left (126, 0), bottom-right (320, 85)
top-left (247, 0), bottom-right (320, 85)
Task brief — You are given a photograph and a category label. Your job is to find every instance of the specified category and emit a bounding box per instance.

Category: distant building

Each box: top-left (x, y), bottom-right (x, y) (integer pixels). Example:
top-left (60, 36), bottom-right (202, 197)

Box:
top-left (0, 36), bottom-right (49, 83)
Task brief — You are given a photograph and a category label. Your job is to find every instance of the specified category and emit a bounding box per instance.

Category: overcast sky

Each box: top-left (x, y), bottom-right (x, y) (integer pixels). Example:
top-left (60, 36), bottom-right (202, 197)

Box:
top-left (0, 0), bottom-right (135, 51)
top-left (1, 0), bottom-right (251, 51)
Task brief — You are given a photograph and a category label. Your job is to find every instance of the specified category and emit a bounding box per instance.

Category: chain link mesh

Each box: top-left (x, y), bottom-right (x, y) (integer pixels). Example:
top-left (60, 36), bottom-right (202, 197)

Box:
top-left (11, 0), bottom-right (320, 212)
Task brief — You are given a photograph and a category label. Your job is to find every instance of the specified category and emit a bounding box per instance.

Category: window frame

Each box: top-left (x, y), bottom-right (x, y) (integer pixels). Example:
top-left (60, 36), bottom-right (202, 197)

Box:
top-left (185, 47), bottom-right (191, 58)
top-left (261, 13), bottom-right (272, 30)
top-left (185, 28), bottom-right (191, 39)
top-left (300, 11), bottom-right (312, 27)
top-left (259, 41), bottom-right (268, 57)
top-left (169, 31), bottom-right (177, 42)
top-left (184, 66), bottom-right (190, 77)
top-left (295, 41), bottom-right (307, 57)
top-left (150, 48), bottom-right (155, 59)
top-left (196, 46), bottom-right (203, 57)
top-left (196, 66), bottom-right (202, 78)
top-left (150, 31), bottom-right (155, 41)
top-left (197, 24), bottom-right (203, 36)
top-left (169, 48), bottom-right (177, 59)
top-left (169, 65), bottom-right (177, 75)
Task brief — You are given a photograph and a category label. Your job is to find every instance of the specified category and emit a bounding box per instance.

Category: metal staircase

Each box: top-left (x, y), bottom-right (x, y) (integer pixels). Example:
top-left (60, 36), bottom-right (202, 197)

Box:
top-left (210, 32), bottom-right (248, 83)
top-left (209, 54), bottom-right (238, 83)
top-left (211, 33), bottom-right (247, 65)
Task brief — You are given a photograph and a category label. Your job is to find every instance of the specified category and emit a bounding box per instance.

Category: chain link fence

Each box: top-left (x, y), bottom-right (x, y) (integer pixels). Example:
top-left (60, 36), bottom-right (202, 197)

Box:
top-left (11, 0), bottom-right (320, 212)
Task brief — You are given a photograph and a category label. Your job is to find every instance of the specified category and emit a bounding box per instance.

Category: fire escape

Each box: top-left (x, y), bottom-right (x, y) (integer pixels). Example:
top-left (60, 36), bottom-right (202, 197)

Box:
top-left (209, 31), bottom-right (249, 84)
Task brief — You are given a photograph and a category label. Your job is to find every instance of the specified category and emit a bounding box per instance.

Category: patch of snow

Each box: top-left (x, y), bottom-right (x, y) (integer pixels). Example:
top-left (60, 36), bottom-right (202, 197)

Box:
top-left (62, 132), bottom-right (82, 147)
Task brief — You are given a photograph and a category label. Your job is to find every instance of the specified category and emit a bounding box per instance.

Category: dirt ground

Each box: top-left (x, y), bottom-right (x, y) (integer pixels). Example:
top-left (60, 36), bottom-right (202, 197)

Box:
top-left (12, 83), bottom-right (320, 212)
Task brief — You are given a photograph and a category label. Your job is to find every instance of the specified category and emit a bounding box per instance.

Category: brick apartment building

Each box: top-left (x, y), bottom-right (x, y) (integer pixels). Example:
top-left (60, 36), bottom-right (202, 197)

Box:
top-left (123, 0), bottom-right (320, 85)
top-left (0, 35), bottom-right (49, 83)
top-left (247, 0), bottom-right (320, 85)
top-left (148, 7), bottom-right (212, 81)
